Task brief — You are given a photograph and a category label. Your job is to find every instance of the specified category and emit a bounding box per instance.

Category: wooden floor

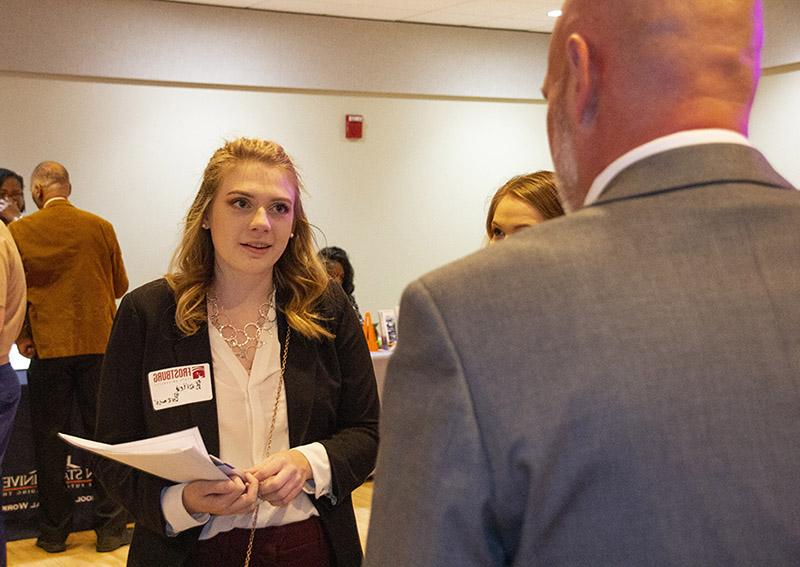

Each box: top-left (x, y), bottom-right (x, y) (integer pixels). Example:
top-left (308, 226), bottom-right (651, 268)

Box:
top-left (8, 481), bottom-right (374, 566)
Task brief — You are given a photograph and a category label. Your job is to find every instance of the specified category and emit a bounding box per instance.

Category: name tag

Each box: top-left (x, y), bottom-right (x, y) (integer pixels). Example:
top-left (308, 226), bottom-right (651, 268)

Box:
top-left (148, 364), bottom-right (212, 411)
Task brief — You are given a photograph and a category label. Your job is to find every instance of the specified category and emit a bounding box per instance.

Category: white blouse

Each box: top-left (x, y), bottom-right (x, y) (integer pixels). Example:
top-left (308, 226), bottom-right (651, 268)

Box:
top-left (161, 322), bottom-right (333, 538)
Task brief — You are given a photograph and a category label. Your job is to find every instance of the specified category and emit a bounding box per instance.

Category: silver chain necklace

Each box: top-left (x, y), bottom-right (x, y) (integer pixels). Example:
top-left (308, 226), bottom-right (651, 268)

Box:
top-left (207, 291), bottom-right (277, 360)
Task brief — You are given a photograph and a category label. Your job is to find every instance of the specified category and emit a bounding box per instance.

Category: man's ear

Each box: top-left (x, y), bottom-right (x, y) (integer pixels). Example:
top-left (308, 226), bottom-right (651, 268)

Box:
top-left (566, 33), bottom-right (598, 126)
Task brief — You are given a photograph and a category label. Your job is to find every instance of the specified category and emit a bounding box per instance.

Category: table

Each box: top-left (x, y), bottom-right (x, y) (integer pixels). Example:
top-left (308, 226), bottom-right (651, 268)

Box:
top-left (370, 349), bottom-right (393, 402)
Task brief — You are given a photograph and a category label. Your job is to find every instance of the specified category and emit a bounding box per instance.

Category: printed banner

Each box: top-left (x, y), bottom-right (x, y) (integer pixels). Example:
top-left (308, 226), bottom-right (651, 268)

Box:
top-left (2, 384), bottom-right (95, 540)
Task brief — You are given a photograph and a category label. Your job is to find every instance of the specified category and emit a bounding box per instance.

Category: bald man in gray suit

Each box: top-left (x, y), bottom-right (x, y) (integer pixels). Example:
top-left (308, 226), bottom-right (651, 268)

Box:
top-left (365, 0), bottom-right (800, 565)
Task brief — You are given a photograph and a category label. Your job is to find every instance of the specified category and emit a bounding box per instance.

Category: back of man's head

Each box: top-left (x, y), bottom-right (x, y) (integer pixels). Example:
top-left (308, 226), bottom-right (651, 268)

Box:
top-left (31, 161), bottom-right (71, 208)
top-left (543, 0), bottom-right (764, 210)
top-left (32, 161), bottom-right (69, 187)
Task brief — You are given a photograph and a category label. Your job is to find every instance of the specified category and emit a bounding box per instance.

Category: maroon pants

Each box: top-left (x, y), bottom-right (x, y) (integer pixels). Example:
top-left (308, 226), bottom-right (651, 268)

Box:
top-left (187, 517), bottom-right (333, 567)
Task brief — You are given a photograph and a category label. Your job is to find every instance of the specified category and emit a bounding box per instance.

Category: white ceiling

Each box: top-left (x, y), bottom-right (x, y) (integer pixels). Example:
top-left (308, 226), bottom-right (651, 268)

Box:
top-left (164, 0), bottom-right (562, 33)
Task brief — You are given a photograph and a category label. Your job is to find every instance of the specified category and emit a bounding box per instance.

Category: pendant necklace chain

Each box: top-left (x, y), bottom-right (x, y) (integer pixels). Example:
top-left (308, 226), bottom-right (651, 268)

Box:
top-left (243, 327), bottom-right (291, 567)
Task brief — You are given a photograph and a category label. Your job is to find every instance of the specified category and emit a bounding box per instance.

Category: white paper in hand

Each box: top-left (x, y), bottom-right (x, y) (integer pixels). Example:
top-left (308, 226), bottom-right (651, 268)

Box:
top-left (58, 427), bottom-right (238, 483)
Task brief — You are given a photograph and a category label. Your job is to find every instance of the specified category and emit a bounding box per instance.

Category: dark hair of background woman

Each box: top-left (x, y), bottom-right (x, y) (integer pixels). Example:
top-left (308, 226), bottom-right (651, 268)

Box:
top-left (319, 246), bottom-right (355, 296)
top-left (0, 169), bottom-right (24, 190)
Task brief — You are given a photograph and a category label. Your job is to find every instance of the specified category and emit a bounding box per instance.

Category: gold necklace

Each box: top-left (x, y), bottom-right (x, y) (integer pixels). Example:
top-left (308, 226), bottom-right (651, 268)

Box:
top-left (243, 327), bottom-right (290, 567)
top-left (207, 291), bottom-right (277, 360)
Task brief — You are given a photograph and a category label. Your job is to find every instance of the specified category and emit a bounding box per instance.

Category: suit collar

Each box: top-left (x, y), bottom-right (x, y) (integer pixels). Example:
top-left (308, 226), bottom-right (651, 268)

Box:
top-left (591, 143), bottom-right (794, 207)
top-left (585, 129), bottom-right (751, 206)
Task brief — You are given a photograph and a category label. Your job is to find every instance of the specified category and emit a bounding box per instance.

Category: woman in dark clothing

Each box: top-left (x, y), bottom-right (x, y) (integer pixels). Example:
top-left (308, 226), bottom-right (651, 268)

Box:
top-left (319, 246), bottom-right (362, 323)
top-left (94, 138), bottom-right (379, 567)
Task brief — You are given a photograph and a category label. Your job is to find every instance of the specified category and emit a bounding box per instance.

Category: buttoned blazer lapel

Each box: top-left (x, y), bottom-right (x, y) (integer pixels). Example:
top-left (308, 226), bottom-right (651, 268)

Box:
top-left (592, 144), bottom-right (793, 207)
top-left (160, 308), bottom-right (221, 456)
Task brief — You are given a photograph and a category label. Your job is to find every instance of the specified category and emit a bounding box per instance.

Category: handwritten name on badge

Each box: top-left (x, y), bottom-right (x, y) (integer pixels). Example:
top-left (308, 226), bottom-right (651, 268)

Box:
top-left (148, 364), bottom-right (212, 411)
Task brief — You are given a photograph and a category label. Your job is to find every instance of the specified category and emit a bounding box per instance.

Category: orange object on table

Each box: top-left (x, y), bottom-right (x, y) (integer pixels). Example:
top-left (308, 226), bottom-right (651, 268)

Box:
top-left (362, 312), bottom-right (379, 351)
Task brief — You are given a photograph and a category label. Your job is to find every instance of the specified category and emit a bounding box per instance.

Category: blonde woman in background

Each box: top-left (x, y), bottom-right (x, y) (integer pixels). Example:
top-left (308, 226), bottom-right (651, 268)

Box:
top-left (94, 137), bottom-right (379, 567)
top-left (486, 171), bottom-right (564, 243)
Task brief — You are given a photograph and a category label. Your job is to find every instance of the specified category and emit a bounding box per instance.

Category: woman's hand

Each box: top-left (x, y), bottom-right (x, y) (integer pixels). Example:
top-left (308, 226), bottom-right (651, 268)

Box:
top-left (182, 471), bottom-right (260, 516)
top-left (246, 450), bottom-right (313, 507)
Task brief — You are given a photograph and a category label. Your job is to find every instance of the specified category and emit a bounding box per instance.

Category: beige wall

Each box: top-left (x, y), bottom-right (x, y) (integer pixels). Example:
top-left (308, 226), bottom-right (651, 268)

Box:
top-left (751, 66), bottom-right (800, 187)
top-left (762, 0), bottom-right (800, 68)
top-left (0, 72), bottom-right (550, 315)
top-left (1, 0), bottom-right (549, 100)
top-left (1, 0), bottom-right (798, 315)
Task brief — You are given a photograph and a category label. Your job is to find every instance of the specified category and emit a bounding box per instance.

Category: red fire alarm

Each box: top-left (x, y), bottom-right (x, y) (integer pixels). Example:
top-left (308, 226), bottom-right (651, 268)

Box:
top-left (345, 114), bottom-right (363, 139)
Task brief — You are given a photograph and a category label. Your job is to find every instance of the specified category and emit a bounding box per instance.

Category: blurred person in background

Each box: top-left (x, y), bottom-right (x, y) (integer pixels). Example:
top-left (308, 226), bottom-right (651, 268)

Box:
top-left (0, 192), bottom-right (26, 566)
top-left (485, 170), bottom-right (564, 243)
top-left (0, 169), bottom-right (25, 225)
top-left (319, 246), bottom-right (362, 323)
top-left (10, 161), bottom-right (130, 554)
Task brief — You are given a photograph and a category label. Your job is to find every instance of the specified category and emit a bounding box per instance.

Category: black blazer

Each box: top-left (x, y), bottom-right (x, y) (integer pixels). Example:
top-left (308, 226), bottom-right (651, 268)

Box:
top-left (94, 278), bottom-right (379, 566)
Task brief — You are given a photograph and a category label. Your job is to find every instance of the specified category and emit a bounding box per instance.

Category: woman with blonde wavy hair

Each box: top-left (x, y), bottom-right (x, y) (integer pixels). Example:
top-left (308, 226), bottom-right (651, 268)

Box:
top-left (94, 137), bottom-right (379, 567)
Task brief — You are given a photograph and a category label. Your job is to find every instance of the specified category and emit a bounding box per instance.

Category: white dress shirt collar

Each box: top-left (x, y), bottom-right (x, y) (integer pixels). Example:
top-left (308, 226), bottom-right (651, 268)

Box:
top-left (583, 129), bottom-right (752, 207)
top-left (43, 196), bottom-right (69, 208)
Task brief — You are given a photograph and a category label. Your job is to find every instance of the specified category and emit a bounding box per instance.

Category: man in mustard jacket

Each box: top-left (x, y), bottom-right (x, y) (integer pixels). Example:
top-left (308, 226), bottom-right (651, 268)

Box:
top-left (10, 161), bottom-right (130, 553)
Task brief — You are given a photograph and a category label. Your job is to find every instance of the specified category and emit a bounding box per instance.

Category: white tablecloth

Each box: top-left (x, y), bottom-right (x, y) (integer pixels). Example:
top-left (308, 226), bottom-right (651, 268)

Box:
top-left (370, 350), bottom-right (393, 402)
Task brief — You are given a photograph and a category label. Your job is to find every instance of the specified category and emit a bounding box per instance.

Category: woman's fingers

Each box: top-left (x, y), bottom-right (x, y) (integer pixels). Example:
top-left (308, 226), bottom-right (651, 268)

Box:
top-left (183, 477), bottom-right (249, 515)
top-left (259, 468), bottom-right (305, 506)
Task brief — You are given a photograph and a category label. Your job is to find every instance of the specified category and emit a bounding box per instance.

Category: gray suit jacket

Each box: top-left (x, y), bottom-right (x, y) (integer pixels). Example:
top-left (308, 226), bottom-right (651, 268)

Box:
top-left (365, 144), bottom-right (800, 566)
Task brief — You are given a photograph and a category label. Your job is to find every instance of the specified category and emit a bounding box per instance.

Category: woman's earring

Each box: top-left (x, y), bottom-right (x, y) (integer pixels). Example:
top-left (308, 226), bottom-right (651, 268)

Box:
top-left (201, 221), bottom-right (209, 230)
top-left (290, 232), bottom-right (295, 238)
